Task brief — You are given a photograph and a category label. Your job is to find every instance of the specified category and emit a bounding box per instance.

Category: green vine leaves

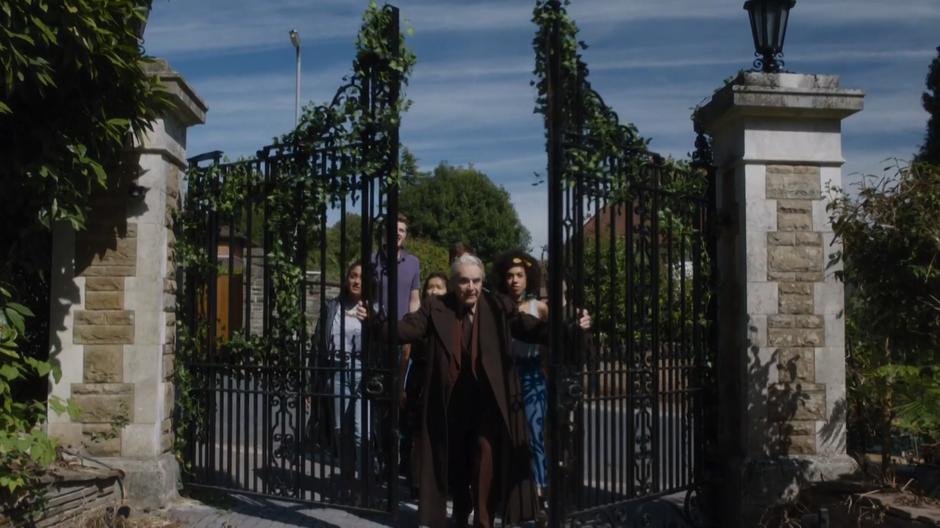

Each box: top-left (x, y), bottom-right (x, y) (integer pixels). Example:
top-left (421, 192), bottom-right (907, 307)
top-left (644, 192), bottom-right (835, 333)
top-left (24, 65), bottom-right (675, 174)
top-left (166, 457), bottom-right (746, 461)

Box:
top-left (173, 2), bottom-right (415, 465)
top-left (530, 0), bottom-right (709, 227)
top-left (280, 1), bottom-right (415, 191)
top-left (0, 284), bottom-right (79, 512)
top-left (532, 0), bottom-right (650, 195)
top-left (530, 0), bottom-right (713, 341)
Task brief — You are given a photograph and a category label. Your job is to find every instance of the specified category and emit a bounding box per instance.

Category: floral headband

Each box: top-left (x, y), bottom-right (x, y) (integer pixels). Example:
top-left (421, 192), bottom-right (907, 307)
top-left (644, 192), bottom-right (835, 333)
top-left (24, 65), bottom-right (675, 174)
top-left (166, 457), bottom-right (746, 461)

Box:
top-left (511, 256), bottom-right (533, 268)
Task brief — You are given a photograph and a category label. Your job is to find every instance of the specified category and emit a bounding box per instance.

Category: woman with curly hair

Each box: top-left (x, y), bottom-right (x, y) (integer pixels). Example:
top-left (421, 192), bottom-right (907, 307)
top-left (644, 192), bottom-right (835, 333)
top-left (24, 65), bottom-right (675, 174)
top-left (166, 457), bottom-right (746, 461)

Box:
top-left (492, 250), bottom-right (549, 506)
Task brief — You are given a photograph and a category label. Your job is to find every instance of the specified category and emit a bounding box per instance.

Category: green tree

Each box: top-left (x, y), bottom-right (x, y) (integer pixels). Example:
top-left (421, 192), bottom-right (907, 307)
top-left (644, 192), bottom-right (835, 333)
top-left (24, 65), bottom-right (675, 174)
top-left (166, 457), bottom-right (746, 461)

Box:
top-left (829, 161), bottom-right (940, 476)
top-left (400, 163), bottom-right (531, 263)
top-left (406, 237), bottom-right (450, 283)
top-left (400, 147), bottom-right (420, 186)
top-left (918, 47), bottom-right (940, 164)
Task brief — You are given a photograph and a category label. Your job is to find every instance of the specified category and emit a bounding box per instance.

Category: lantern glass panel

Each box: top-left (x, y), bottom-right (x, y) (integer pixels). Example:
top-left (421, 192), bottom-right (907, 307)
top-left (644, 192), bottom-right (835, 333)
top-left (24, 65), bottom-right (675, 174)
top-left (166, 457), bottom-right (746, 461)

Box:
top-left (747, 6), bottom-right (760, 49)
top-left (766, 7), bottom-right (781, 50)
top-left (776, 8), bottom-right (791, 51)
top-left (752, 3), bottom-right (767, 49)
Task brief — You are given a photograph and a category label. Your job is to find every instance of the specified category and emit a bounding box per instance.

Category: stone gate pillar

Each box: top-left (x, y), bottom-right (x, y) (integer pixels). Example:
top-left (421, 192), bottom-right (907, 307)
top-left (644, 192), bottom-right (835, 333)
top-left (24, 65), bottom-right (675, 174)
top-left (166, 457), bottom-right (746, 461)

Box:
top-left (697, 72), bottom-right (863, 525)
top-left (47, 59), bottom-right (206, 508)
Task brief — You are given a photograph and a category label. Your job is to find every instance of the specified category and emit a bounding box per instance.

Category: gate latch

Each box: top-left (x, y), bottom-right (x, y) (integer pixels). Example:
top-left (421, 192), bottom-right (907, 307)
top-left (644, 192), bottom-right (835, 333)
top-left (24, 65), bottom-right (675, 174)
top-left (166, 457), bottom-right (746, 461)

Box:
top-left (363, 374), bottom-right (385, 399)
top-left (560, 376), bottom-right (583, 407)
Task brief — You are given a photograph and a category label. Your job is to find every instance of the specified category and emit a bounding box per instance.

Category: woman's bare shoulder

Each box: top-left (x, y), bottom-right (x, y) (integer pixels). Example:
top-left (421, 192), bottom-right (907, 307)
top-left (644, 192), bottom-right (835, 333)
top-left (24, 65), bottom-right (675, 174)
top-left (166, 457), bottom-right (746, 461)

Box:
top-left (535, 300), bottom-right (549, 320)
top-left (518, 298), bottom-right (549, 321)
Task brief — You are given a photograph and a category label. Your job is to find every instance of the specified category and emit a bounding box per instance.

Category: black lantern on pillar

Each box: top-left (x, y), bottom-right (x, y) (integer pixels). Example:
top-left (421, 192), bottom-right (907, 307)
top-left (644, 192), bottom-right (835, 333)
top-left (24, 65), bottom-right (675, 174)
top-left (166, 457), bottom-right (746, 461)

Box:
top-left (743, 0), bottom-right (796, 73)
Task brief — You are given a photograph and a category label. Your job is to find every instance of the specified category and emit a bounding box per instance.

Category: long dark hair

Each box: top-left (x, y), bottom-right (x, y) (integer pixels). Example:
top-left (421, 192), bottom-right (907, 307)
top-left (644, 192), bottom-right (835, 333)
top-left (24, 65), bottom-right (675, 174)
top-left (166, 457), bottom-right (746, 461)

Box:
top-left (422, 272), bottom-right (448, 298)
top-left (340, 259), bottom-right (362, 300)
top-left (491, 250), bottom-right (541, 298)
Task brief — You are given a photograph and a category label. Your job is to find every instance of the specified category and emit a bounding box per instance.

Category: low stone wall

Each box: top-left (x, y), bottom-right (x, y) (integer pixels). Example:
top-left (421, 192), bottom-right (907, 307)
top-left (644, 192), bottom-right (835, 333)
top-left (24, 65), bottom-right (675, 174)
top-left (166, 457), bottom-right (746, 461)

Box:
top-left (0, 468), bottom-right (123, 528)
top-left (857, 491), bottom-right (940, 527)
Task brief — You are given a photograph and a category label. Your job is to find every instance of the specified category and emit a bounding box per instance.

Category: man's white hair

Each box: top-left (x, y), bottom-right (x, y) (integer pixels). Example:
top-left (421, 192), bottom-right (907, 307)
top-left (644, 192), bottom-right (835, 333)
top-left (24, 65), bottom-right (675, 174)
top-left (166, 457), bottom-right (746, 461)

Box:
top-left (450, 253), bottom-right (484, 277)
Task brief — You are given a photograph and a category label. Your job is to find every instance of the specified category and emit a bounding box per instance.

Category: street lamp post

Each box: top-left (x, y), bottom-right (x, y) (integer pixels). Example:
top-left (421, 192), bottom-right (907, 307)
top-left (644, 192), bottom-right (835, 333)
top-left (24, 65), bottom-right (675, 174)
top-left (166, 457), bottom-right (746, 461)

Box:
top-left (743, 0), bottom-right (796, 73)
top-left (289, 29), bottom-right (301, 125)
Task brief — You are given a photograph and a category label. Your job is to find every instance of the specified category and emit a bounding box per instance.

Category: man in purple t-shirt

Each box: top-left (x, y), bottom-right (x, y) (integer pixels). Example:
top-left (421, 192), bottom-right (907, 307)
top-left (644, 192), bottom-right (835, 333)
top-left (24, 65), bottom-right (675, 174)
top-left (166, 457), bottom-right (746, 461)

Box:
top-left (373, 213), bottom-right (421, 487)
top-left (373, 213), bottom-right (421, 319)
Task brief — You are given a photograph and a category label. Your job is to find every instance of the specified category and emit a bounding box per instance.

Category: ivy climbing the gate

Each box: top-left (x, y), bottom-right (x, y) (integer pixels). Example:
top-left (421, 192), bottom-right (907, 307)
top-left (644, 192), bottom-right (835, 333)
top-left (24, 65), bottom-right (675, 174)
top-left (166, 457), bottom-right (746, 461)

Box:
top-left (173, 1), bottom-right (415, 474)
top-left (531, 0), bottom-right (707, 197)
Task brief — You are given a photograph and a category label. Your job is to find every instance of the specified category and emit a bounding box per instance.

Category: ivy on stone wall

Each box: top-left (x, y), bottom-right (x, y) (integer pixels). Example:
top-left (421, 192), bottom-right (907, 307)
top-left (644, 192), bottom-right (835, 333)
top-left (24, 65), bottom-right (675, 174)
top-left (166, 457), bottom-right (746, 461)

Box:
top-left (1, 0), bottom-right (165, 518)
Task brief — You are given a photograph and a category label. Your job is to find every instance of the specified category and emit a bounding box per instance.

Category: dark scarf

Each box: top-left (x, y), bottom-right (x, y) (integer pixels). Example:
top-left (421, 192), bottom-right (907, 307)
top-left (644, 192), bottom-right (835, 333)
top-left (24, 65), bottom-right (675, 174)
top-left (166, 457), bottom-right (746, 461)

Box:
top-left (448, 304), bottom-right (480, 388)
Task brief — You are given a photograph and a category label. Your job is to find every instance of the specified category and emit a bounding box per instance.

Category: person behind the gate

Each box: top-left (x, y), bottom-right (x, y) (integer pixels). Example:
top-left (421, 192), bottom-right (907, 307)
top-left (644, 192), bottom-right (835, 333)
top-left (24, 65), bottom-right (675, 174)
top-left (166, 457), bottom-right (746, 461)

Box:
top-left (310, 260), bottom-right (370, 487)
top-left (366, 253), bottom-right (592, 528)
top-left (492, 250), bottom-right (550, 515)
top-left (372, 213), bottom-right (422, 484)
top-left (373, 213), bottom-right (422, 318)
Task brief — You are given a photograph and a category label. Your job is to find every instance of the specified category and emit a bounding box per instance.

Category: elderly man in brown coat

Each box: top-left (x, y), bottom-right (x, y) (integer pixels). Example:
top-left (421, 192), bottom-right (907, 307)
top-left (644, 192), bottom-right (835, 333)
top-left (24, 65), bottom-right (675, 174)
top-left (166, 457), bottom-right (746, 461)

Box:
top-left (366, 253), bottom-right (589, 527)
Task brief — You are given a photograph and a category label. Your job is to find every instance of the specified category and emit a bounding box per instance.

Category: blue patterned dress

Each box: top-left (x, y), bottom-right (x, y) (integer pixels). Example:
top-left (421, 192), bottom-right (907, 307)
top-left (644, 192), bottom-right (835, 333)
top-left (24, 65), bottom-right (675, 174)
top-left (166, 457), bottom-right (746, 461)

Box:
top-left (511, 300), bottom-right (548, 489)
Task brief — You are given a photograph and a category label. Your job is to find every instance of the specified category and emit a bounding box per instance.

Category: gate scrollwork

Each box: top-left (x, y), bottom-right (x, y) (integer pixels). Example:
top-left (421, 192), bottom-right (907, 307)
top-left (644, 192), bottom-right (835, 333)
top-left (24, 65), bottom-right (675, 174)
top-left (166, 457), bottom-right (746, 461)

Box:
top-left (175, 3), bottom-right (413, 517)
top-left (535, 1), bottom-right (715, 526)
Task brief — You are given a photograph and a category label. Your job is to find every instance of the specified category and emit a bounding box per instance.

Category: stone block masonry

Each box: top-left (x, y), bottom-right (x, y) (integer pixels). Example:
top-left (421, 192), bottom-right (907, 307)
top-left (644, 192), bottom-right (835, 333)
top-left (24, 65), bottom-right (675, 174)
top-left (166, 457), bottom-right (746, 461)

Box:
top-left (765, 164), bottom-right (827, 456)
top-left (699, 71), bottom-right (862, 526)
top-left (48, 58), bottom-right (207, 508)
top-left (73, 199), bottom-right (138, 455)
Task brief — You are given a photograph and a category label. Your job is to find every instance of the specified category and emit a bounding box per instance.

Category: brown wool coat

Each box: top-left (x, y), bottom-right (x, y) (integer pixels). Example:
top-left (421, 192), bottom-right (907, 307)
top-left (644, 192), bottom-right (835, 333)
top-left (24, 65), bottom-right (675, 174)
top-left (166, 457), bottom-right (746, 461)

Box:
top-left (395, 291), bottom-right (544, 527)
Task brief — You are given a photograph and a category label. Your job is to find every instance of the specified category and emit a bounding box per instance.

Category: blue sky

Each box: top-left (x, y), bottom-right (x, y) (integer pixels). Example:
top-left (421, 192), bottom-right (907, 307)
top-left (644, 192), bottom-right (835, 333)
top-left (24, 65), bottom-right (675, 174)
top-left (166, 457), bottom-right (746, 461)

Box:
top-left (144, 0), bottom-right (939, 251)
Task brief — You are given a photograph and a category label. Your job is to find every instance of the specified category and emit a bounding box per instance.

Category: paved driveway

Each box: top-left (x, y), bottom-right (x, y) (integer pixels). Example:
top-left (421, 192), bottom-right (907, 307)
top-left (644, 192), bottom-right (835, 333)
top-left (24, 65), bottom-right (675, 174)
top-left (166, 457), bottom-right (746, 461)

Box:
top-left (165, 495), bottom-right (415, 528)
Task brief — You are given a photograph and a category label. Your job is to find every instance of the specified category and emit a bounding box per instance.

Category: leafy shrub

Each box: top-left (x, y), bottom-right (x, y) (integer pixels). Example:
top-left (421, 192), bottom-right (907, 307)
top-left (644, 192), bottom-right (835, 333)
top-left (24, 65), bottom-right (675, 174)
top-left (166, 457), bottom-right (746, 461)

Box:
top-left (829, 161), bottom-right (940, 472)
top-left (0, 285), bottom-right (77, 518)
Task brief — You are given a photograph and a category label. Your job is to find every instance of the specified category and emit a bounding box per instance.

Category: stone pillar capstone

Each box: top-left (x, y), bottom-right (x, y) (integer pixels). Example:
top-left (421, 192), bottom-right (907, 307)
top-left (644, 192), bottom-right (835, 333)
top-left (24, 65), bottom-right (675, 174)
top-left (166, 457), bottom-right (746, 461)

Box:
top-left (47, 59), bottom-right (206, 508)
top-left (697, 72), bottom-right (863, 525)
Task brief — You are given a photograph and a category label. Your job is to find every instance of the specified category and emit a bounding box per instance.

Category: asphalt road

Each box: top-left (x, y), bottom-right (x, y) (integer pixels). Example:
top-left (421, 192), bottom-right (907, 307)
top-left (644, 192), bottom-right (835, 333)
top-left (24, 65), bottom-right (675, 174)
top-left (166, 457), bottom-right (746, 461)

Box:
top-left (186, 374), bottom-right (700, 514)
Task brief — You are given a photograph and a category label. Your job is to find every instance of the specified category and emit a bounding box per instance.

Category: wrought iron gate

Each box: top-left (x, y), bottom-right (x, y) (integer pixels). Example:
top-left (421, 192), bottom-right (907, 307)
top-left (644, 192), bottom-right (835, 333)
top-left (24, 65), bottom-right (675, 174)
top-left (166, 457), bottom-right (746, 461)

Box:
top-left (539, 2), bottom-right (716, 526)
top-left (175, 5), bottom-right (404, 518)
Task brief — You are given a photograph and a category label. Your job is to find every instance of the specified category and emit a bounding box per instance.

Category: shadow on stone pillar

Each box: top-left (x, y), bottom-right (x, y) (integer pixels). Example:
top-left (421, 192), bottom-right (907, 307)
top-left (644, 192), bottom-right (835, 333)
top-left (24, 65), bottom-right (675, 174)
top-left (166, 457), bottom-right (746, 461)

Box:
top-left (47, 59), bottom-right (206, 509)
top-left (697, 72), bottom-right (863, 527)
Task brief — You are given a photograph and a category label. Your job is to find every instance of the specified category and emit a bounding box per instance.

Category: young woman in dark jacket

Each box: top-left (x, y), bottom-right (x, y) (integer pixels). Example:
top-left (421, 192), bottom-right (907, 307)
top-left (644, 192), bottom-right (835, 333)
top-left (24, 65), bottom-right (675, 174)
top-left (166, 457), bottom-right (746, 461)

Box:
top-left (309, 261), bottom-right (368, 481)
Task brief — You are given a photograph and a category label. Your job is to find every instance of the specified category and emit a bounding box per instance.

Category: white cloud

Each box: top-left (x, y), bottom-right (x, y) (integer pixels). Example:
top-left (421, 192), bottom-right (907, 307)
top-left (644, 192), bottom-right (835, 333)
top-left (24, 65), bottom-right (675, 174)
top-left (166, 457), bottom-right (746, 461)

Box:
top-left (404, 78), bottom-right (540, 133)
top-left (151, 0), bottom-right (936, 240)
top-left (797, 48), bottom-right (938, 63)
top-left (847, 96), bottom-right (928, 135)
top-left (145, 0), bottom-right (364, 56)
top-left (842, 153), bottom-right (912, 185)
top-left (473, 155), bottom-right (545, 173)
top-left (569, 0), bottom-right (940, 25)
top-left (412, 58), bottom-right (533, 81)
top-left (796, 0), bottom-right (940, 23)
top-left (182, 67), bottom-right (362, 156)
top-left (406, 133), bottom-right (543, 155)
top-left (146, 0), bottom-right (940, 58)
top-left (408, 44), bottom-right (936, 88)
top-left (505, 185), bottom-right (550, 252)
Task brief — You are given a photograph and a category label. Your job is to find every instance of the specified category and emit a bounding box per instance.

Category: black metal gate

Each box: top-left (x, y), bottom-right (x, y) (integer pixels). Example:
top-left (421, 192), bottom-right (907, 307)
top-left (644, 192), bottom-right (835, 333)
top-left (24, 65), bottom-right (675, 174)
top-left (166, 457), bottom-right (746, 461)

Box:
top-left (175, 5), bottom-right (403, 518)
top-left (539, 2), bottom-right (716, 526)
